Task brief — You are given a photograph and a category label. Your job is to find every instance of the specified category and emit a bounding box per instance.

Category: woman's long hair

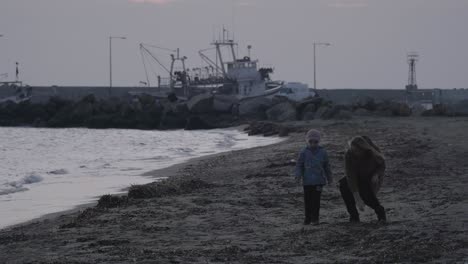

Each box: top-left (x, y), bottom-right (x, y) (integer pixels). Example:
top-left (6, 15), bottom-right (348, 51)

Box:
top-left (347, 136), bottom-right (384, 159)
top-left (347, 136), bottom-right (386, 194)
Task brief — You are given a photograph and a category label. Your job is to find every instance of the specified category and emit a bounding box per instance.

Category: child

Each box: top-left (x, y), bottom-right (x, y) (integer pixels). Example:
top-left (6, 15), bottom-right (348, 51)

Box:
top-left (295, 129), bottom-right (333, 225)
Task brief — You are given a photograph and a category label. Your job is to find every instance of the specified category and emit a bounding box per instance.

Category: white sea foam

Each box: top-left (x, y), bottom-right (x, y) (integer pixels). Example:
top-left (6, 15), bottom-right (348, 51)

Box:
top-left (0, 127), bottom-right (283, 229)
top-left (48, 169), bottom-right (69, 175)
top-left (0, 174), bottom-right (44, 196)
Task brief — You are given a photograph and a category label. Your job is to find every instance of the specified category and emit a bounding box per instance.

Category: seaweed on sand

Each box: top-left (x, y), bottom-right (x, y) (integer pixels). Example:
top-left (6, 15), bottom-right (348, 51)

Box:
top-left (128, 178), bottom-right (214, 199)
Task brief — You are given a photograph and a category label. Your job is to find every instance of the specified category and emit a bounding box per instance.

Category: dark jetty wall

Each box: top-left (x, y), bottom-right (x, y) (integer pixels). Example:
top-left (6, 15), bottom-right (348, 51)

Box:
top-left (1, 92), bottom-right (467, 131)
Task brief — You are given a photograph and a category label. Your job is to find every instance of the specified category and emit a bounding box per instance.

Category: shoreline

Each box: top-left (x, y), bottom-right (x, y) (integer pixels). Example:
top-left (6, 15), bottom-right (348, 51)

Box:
top-left (1, 125), bottom-right (284, 232)
top-left (0, 118), bottom-right (466, 263)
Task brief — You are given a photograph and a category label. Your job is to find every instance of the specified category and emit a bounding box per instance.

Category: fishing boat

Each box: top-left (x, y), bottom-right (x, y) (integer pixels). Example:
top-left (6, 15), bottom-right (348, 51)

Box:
top-left (140, 33), bottom-right (283, 100)
top-left (0, 82), bottom-right (32, 104)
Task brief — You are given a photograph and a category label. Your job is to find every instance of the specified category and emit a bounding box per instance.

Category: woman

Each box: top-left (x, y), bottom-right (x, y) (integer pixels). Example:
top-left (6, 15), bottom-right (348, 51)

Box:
top-left (339, 136), bottom-right (387, 222)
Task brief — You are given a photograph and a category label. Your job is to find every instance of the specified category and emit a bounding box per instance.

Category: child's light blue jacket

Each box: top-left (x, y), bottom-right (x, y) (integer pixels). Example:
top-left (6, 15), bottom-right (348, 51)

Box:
top-left (295, 146), bottom-right (333, 186)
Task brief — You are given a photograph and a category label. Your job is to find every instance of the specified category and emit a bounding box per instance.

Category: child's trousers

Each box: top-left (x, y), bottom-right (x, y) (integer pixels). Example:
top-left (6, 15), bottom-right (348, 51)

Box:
top-left (303, 185), bottom-right (322, 223)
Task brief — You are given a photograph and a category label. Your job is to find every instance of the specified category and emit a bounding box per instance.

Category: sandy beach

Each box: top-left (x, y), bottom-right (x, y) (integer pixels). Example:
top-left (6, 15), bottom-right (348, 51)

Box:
top-left (0, 117), bottom-right (467, 263)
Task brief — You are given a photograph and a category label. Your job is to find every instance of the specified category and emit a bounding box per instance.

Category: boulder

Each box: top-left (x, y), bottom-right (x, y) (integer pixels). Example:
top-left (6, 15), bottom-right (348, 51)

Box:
top-left (130, 98), bottom-right (143, 112)
top-left (426, 102), bottom-right (468, 117)
top-left (452, 100), bottom-right (468, 116)
top-left (376, 101), bottom-right (411, 117)
top-left (279, 127), bottom-right (290, 137)
top-left (85, 114), bottom-right (136, 129)
top-left (353, 96), bottom-right (377, 111)
top-left (353, 108), bottom-right (373, 116)
top-left (72, 101), bottom-right (94, 120)
top-left (175, 102), bottom-right (190, 114)
top-left (213, 95), bottom-right (239, 113)
top-left (391, 102), bottom-right (412, 116)
top-left (297, 97), bottom-right (323, 110)
top-left (317, 105), bottom-right (352, 119)
top-left (266, 102), bottom-right (297, 122)
top-left (301, 104), bottom-right (317, 121)
top-left (45, 96), bottom-right (71, 115)
top-left (33, 117), bottom-right (46, 127)
top-left (432, 104), bottom-right (448, 116)
top-left (81, 94), bottom-right (97, 104)
top-left (245, 121), bottom-right (290, 137)
top-left (160, 111), bottom-right (186, 129)
top-left (246, 122), bottom-right (278, 136)
top-left (315, 105), bottom-right (333, 119)
top-left (302, 111), bottom-right (315, 121)
top-left (271, 95), bottom-right (290, 105)
top-left (187, 93), bottom-right (214, 114)
top-left (239, 97), bottom-right (273, 118)
top-left (137, 93), bottom-right (155, 106)
top-left (167, 93), bottom-right (178, 103)
top-left (302, 103), bottom-right (318, 113)
top-left (185, 116), bottom-right (214, 130)
top-left (334, 110), bottom-right (353, 120)
top-left (411, 103), bottom-right (428, 116)
top-left (99, 97), bottom-right (122, 114)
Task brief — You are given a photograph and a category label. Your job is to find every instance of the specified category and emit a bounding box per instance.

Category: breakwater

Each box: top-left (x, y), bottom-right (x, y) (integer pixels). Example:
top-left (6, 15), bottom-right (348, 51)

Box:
top-left (1, 85), bottom-right (468, 131)
top-left (2, 85), bottom-right (468, 105)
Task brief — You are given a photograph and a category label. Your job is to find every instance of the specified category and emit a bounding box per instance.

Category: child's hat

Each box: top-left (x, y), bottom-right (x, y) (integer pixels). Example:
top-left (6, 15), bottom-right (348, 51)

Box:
top-left (306, 129), bottom-right (321, 142)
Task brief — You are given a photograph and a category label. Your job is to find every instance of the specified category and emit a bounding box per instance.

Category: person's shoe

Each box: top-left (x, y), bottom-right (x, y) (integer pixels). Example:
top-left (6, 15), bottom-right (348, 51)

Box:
top-left (376, 206), bottom-right (387, 222)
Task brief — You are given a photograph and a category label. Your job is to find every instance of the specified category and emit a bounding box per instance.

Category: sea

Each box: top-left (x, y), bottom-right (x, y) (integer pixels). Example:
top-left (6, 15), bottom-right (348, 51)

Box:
top-left (0, 127), bottom-right (282, 229)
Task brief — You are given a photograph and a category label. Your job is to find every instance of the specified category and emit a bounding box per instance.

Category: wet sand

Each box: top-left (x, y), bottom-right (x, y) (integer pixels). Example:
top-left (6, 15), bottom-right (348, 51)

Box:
top-left (0, 117), bottom-right (467, 263)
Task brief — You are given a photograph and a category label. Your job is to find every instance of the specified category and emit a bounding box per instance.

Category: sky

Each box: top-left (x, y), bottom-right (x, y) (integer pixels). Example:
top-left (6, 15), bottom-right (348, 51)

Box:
top-left (0, 0), bottom-right (467, 89)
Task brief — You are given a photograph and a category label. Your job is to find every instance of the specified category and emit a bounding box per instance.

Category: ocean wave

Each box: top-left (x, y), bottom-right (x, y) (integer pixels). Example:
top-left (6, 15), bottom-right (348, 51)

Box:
top-left (48, 169), bottom-right (69, 175)
top-left (0, 174), bottom-right (44, 196)
top-left (120, 167), bottom-right (143, 172)
top-left (140, 155), bottom-right (172, 161)
top-left (169, 148), bottom-right (195, 154)
top-left (216, 134), bottom-right (237, 148)
top-left (0, 187), bottom-right (29, 196)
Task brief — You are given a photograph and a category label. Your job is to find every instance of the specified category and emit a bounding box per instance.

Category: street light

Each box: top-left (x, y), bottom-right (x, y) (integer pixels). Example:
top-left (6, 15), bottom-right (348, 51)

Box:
top-left (109, 36), bottom-right (126, 95)
top-left (313, 42), bottom-right (331, 90)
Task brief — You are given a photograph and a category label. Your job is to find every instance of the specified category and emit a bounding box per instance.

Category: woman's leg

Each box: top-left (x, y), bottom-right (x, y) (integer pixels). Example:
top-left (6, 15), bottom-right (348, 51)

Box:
top-left (339, 178), bottom-right (360, 222)
top-left (358, 178), bottom-right (386, 221)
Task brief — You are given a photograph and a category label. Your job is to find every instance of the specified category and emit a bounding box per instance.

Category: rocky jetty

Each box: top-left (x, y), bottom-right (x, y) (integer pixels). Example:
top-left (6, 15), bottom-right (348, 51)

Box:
top-left (0, 92), bottom-right (466, 130)
top-left (0, 94), bottom-right (239, 130)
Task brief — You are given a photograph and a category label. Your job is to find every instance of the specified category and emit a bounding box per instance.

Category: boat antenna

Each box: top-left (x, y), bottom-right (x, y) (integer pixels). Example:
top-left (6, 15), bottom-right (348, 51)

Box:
top-left (222, 25), bottom-right (226, 41)
top-left (231, 0), bottom-right (236, 41)
top-left (212, 24), bottom-right (215, 42)
top-left (218, 25), bottom-right (222, 42)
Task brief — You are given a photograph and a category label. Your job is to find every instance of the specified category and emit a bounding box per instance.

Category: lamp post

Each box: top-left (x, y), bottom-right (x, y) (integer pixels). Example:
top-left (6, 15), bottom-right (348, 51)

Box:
top-left (313, 42), bottom-right (331, 90)
top-left (109, 36), bottom-right (126, 95)
top-left (0, 35), bottom-right (5, 81)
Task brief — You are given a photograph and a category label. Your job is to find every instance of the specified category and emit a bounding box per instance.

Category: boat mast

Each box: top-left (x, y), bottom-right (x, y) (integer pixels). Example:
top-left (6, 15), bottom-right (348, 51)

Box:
top-left (215, 43), bottom-right (226, 76)
top-left (212, 28), bottom-right (237, 78)
top-left (170, 54), bottom-right (175, 89)
top-left (169, 48), bottom-right (188, 92)
top-left (230, 42), bottom-right (236, 61)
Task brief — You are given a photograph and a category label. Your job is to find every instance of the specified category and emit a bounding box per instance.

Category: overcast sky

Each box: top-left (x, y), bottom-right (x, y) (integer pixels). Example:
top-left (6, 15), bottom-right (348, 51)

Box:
top-left (1, 0), bottom-right (467, 89)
